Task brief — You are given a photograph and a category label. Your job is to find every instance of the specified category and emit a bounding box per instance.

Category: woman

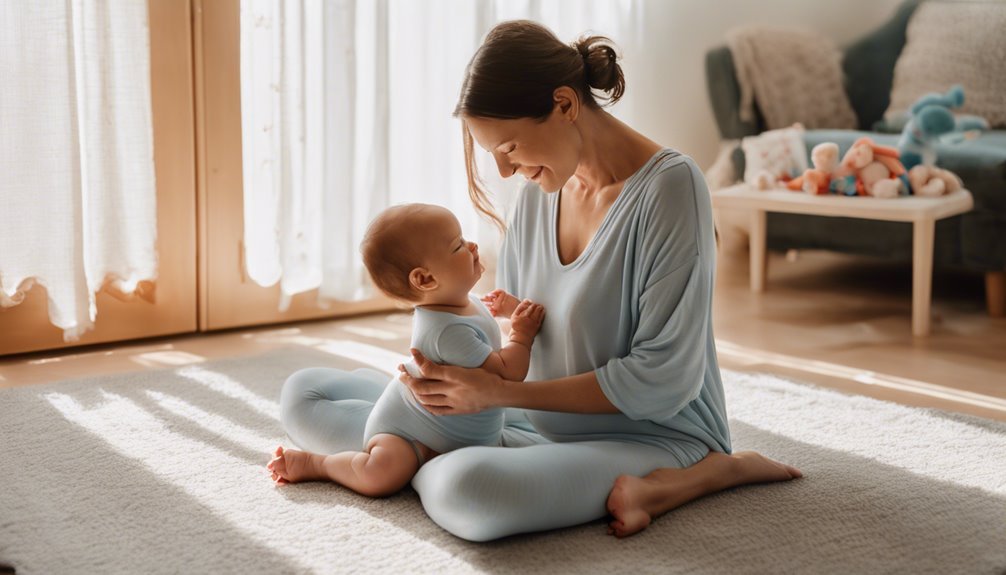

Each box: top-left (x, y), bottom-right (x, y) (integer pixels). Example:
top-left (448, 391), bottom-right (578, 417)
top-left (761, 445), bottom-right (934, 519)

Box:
top-left (279, 20), bottom-right (801, 542)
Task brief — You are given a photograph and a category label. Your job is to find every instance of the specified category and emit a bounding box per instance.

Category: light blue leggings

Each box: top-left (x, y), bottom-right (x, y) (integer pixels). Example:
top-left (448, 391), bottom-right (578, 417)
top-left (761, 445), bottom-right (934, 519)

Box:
top-left (279, 367), bottom-right (707, 541)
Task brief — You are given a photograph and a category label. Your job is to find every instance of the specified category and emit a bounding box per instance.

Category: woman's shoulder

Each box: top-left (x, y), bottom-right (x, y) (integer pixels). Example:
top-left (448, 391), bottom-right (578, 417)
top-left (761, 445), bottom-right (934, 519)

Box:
top-left (628, 149), bottom-right (712, 258)
top-left (637, 149), bottom-right (701, 195)
top-left (630, 150), bottom-right (706, 216)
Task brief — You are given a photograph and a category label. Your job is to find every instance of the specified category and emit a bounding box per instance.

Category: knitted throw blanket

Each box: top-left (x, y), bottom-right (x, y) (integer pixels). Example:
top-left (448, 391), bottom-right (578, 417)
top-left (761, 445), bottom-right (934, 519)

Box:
top-left (726, 25), bottom-right (858, 130)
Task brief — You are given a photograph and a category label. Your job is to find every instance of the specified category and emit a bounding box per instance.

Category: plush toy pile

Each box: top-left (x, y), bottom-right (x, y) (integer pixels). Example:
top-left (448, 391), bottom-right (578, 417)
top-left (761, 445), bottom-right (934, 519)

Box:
top-left (744, 85), bottom-right (988, 198)
top-left (787, 137), bottom-right (909, 198)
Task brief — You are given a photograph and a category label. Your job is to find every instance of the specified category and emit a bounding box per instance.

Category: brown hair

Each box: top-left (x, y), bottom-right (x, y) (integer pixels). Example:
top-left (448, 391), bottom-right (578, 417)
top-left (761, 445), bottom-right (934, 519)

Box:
top-left (359, 205), bottom-right (427, 303)
top-left (454, 20), bottom-right (625, 230)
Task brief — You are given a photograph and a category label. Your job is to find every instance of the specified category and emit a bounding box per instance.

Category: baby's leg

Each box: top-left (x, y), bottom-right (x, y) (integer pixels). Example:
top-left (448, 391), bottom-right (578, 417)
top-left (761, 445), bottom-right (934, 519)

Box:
top-left (269, 434), bottom-right (424, 497)
top-left (279, 367), bottom-right (387, 454)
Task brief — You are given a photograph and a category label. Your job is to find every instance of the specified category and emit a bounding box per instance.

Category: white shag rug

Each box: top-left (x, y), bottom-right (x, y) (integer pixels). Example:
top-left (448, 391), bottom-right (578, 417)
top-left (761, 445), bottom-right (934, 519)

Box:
top-left (2, 346), bottom-right (1004, 575)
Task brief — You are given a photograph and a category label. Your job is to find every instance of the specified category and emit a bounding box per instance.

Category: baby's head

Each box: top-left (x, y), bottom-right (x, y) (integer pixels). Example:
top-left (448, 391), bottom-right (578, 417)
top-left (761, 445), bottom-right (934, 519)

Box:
top-left (361, 203), bottom-right (484, 306)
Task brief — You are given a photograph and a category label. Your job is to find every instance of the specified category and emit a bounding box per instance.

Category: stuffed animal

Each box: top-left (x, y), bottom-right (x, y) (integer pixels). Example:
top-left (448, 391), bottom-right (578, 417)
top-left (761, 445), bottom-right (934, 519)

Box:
top-left (909, 165), bottom-right (962, 197)
top-left (841, 137), bottom-right (909, 199)
top-left (897, 84), bottom-right (989, 171)
top-left (787, 143), bottom-right (839, 195)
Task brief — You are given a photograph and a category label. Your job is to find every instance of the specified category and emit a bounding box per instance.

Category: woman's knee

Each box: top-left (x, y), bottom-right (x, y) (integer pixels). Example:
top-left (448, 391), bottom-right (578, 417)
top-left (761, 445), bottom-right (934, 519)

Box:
top-left (413, 449), bottom-right (518, 542)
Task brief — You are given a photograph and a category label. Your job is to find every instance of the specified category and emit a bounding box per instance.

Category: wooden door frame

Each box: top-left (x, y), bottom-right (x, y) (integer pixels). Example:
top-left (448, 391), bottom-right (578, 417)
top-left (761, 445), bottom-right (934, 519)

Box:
top-left (0, 0), bottom-right (199, 356)
top-left (193, 0), bottom-right (395, 331)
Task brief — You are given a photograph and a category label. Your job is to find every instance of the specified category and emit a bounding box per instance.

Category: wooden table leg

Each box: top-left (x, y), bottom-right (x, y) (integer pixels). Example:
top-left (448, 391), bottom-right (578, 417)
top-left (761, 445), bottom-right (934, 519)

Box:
top-left (986, 271), bottom-right (1005, 317)
top-left (912, 218), bottom-right (935, 336)
top-left (749, 209), bottom-right (767, 293)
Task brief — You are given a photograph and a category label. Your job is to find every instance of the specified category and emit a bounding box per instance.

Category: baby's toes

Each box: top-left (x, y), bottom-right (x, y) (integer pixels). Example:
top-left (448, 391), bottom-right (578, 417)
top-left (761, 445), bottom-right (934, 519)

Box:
top-left (270, 457), bottom-right (287, 476)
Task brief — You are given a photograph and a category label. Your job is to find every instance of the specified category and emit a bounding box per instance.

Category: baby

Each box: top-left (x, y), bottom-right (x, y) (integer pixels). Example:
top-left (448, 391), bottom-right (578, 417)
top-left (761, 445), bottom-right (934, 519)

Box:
top-left (267, 203), bottom-right (544, 497)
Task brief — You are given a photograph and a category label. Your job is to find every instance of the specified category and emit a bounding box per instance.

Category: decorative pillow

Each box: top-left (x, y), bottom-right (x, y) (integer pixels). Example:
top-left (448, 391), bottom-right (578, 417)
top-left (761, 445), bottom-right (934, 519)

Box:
top-left (884, 2), bottom-right (1006, 128)
top-left (741, 125), bottom-right (808, 187)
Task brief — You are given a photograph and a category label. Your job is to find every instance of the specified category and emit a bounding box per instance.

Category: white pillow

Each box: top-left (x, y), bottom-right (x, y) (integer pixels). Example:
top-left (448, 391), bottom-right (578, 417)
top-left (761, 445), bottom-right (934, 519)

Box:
top-left (741, 125), bottom-right (807, 188)
top-left (885, 2), bottom-right (1006, 128)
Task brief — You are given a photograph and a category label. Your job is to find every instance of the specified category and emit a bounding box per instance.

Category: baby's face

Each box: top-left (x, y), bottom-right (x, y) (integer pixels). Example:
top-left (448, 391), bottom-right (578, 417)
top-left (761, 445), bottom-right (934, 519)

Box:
top-left (416, 208), bottom-right (484, 297)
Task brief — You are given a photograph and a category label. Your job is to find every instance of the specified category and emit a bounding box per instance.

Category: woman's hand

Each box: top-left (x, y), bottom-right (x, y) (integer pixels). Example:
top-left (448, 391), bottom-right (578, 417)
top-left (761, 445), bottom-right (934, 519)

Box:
top-left (398, 349), bottom-right (506, 415)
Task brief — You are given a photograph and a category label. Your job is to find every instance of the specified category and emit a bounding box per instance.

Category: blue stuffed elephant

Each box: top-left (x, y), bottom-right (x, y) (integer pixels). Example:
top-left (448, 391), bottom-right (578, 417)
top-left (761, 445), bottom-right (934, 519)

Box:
top-left (897, 84), bottom-right (989, 170)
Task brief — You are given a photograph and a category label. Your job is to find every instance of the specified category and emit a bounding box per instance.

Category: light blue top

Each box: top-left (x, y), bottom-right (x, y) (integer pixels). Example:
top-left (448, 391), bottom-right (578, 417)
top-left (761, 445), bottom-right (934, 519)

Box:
top-left (497, 149), bottom-right (732, 454)
top-left (363, 294), bottom-right (506, 454)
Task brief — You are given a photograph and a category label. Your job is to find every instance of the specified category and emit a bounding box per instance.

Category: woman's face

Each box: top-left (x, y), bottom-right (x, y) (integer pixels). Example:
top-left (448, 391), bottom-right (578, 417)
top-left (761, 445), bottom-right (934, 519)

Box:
top-left (464, 98), bottom-right (581, 193)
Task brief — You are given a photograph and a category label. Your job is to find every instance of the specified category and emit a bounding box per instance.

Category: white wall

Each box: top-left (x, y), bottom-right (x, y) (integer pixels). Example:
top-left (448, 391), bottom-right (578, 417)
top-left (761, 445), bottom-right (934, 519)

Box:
top-left (612, 0), bottom-right (906, 169)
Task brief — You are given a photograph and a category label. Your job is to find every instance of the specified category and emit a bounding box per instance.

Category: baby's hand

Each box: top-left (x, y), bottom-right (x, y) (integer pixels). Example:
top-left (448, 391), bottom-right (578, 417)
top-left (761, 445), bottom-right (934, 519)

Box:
top-left (481, 289), bottom-right (520, 318)
top-left (509, 299), bottom-right (545, 344)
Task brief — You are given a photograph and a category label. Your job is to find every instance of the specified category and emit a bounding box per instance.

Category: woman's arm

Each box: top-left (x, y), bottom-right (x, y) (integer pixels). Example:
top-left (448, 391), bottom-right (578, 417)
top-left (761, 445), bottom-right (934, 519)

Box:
top-left (400, 349), bottom-right (620, 416)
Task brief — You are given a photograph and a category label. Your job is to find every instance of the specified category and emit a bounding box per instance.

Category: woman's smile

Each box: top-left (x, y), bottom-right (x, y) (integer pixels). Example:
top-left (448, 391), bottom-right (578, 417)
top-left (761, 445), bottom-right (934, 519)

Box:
top-left (530, 166), bottom-right (544, 182)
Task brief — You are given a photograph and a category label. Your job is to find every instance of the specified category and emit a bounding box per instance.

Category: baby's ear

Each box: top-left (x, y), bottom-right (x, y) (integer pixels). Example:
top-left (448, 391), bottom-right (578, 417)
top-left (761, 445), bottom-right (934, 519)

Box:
top-left (409, 267), bottom-right (438, 292)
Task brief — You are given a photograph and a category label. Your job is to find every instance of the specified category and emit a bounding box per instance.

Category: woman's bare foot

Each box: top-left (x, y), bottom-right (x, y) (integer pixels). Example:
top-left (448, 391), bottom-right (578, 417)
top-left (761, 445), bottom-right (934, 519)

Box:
top-left (730, 451), bottom-right (802, 484)
top-left (606, 451), bottom-right (802, 538)
top-left (606, 475), bottom-right (654, 537)
top-left (267, 446), bottom-right (325, 485)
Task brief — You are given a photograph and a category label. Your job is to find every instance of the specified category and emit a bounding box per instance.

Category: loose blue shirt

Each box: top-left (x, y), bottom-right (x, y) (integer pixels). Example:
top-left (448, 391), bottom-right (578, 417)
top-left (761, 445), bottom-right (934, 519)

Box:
top-left (497, 149), bottom-right (732, 455)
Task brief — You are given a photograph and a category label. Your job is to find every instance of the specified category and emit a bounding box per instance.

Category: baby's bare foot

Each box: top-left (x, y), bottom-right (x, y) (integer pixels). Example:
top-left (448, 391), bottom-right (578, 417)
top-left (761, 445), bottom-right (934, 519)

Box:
top-left (606, 475), bottom-right (655, 538)
top-left (267, 446), bottom-right (323, 485)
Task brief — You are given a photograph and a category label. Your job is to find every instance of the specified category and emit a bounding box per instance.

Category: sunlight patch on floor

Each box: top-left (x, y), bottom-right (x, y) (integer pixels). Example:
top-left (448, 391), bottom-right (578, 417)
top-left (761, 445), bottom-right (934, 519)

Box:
top-left (245, 334), bottom-right (326, 347)
top-left (131, 350), bottom-right (206, 368)
top-left (722, 369), bottom-right (1006, 496)
top-left (241, 327), bottom-right (303, 339)
top-left (43, 390), bottom-right (476, 573)
top-left (176, 365), bottom-right (280, 420)
top-left (383, 313), bottom-right (413, 325)
top-left (28, 349), bottom-right (115, 365)
top-left (27, 344), bottom-right (175, 365)
top-left (146, 390), bottom-right (279, 453)
top-left (339, 324), bottom-right (404, 341)
top-left (716, 339), bottom-right (1006, 415)
top-left (313, 339), bottom-right (407, 374)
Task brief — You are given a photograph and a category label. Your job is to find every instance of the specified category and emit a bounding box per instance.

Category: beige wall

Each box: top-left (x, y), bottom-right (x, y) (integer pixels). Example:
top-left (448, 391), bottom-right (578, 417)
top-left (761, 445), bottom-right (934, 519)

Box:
top-left (621, 0), bottom-right (906, 169)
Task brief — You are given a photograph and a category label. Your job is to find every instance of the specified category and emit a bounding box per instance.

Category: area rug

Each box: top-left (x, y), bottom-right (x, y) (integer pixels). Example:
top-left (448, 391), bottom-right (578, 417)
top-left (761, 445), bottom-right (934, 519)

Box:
top-left (2, 346), bottom-right (1004, 575)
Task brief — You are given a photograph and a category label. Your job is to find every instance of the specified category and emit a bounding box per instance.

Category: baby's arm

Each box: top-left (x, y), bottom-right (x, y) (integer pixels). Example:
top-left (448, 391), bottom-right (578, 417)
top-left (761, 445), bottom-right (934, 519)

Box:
top-left (480, 299), bottom-right (545, 381)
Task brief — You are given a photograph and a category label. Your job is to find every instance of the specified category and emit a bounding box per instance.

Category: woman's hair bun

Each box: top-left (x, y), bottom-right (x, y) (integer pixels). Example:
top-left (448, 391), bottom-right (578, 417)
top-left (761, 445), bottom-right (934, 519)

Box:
top-left (573, 35), bottom-right (625, 105)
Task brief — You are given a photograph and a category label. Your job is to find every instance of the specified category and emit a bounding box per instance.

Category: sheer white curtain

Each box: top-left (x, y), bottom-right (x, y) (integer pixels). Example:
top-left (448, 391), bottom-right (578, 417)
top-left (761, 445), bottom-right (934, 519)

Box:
top-left (0, 1), bottom-right (157, 340)
top-left (239, 0), bottom-right (642, 308)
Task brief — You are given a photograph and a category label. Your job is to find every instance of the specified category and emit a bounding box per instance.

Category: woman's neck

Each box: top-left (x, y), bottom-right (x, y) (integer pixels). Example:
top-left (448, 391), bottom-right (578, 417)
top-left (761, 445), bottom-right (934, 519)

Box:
top-left (569, 110), bottom-right (661, 195)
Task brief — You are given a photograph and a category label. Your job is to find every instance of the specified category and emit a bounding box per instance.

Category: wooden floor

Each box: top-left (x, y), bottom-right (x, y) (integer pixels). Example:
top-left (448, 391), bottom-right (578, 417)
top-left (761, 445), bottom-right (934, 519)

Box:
top-left (2, 247), bottom-right (1005, 422)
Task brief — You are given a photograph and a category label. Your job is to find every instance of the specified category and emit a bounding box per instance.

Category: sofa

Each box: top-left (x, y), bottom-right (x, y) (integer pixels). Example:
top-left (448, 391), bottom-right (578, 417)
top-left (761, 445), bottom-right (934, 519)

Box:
top-left (705, 0), bottom-right (1006, 315)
